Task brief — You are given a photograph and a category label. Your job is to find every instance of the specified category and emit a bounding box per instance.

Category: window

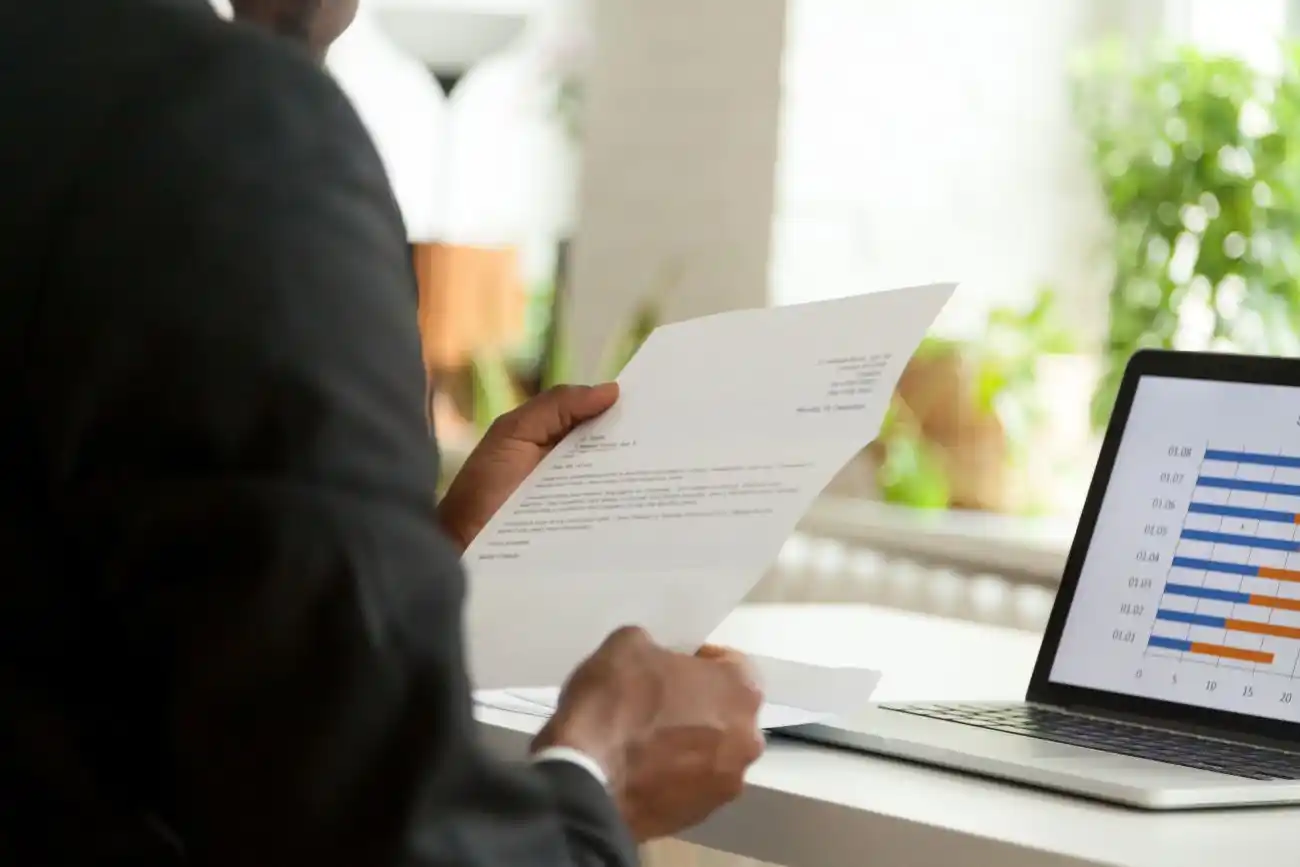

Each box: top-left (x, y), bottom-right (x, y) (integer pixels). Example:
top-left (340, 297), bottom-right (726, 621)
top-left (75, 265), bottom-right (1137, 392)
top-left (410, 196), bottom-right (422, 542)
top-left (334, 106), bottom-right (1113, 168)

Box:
top-left (769, 0), bottom-right (1294, 339)
top-left (1168, 0), bottom-right (1288, 71)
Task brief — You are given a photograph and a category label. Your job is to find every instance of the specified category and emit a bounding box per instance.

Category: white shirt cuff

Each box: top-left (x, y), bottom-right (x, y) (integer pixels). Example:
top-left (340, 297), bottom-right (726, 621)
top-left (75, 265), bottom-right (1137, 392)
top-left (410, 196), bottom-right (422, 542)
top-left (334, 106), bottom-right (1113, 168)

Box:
top-left (530, 746), bottom-right (610, 788)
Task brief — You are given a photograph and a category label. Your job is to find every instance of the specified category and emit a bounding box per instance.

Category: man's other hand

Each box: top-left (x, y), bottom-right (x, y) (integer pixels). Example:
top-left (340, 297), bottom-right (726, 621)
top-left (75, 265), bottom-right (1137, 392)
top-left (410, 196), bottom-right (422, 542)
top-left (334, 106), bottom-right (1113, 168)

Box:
top-left (438, 383), bottom-right (619, 550)
top-left (532, 628), bottom-right (766, 842)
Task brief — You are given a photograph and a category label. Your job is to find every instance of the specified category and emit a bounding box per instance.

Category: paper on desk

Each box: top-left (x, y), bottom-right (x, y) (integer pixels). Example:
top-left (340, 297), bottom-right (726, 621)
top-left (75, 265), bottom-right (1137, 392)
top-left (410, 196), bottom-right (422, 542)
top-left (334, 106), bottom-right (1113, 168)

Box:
top-left (464, 283), bottom-right (954, 689)
top-left (473, 689), bottom-right (555, 719)
top-left (748, 655), bottom-right (882, 719)
top-left (494, 656), bottom-right (881, 731)
top-left (471, 690), bottom-right (826, 730)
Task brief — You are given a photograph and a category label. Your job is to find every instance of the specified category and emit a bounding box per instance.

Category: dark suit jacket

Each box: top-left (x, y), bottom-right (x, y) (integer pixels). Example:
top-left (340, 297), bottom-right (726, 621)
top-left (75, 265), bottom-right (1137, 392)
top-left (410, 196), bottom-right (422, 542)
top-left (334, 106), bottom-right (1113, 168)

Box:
top-left (0, 0), bottom-right (637, 864)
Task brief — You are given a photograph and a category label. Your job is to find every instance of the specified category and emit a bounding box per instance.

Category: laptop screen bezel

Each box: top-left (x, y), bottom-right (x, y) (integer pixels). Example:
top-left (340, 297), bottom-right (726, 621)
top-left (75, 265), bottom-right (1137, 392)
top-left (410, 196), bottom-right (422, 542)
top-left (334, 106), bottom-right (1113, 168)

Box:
top-left (1027, 349), bottom-right (1300, 743)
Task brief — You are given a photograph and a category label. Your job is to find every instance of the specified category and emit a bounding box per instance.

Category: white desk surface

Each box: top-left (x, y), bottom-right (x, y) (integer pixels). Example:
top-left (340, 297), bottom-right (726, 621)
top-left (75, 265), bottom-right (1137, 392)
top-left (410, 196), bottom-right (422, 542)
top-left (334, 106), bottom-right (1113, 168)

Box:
top-left (475, 604), bottom-right (1300, 867)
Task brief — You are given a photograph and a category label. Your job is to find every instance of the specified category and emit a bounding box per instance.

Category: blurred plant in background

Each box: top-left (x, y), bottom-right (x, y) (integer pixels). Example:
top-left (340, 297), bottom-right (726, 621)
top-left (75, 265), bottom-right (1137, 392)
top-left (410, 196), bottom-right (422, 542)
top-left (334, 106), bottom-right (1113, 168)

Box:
top-left (466, 266), bottom-right (678, 440)
top-left (554, 76), bottom-right (584, 144)
top-left (872, 288), bottom-right (1078, 513)
top-left (1074, 41), bottom-right (1300, 430)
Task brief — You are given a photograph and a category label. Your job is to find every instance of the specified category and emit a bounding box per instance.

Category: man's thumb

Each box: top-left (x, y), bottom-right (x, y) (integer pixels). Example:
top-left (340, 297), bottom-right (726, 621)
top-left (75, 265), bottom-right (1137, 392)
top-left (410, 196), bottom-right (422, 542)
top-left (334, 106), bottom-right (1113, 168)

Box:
top-left (493, 383), bottom-right (620, 444)
top-left (569, 382), bottom-right (619, 416)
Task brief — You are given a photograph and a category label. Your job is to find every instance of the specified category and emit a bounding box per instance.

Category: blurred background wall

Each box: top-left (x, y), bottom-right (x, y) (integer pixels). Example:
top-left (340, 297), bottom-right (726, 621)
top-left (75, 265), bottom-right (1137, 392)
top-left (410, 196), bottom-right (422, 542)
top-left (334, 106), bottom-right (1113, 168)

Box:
top-left (209, 0), bottom-right (1300, 634)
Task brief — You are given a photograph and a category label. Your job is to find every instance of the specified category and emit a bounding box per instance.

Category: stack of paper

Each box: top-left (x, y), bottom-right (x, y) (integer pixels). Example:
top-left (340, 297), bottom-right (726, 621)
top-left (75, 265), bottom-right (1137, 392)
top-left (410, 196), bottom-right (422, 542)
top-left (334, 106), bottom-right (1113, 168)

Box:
top-left (477, 656), bottom-right (882, 731)
top-left (464, 284), bottom-right (954, 724)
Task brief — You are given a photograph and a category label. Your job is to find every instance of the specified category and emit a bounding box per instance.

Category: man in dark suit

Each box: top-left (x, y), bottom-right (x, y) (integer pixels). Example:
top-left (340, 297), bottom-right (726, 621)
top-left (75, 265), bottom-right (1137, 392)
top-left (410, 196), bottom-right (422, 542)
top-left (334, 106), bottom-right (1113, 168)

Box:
top-left (0, 0), bottom-right (765, 863)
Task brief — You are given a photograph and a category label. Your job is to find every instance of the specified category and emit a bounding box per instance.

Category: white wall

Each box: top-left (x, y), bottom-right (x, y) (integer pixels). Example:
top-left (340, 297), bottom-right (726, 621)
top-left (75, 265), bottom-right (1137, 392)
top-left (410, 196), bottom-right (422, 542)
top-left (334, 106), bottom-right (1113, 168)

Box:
top-left (564, 0), bottom-right (788, 379)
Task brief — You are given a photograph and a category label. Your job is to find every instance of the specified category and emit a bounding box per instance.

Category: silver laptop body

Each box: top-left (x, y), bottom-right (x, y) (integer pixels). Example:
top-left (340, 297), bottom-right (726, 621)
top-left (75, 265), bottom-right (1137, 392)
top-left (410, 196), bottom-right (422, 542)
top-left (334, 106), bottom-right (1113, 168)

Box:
top-left (783, 350), bottom-right (1300, 809)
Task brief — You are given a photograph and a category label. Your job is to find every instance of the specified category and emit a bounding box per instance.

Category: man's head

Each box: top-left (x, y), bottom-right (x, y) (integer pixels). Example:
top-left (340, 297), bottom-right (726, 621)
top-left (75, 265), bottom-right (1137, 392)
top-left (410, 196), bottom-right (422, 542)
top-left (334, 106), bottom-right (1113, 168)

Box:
top-left (229, 0), bottom-right (359, 60)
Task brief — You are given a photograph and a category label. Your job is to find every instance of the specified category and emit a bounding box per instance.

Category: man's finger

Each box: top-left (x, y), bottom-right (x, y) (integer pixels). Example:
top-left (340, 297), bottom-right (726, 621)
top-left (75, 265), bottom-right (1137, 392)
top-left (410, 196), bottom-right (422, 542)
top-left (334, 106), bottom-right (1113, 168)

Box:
top-left (491, 383), bottom-right (619, 446)
top-left (698, 646), bottom-right (763, 704)
top-left (696, 645), bottom-right (754, 674)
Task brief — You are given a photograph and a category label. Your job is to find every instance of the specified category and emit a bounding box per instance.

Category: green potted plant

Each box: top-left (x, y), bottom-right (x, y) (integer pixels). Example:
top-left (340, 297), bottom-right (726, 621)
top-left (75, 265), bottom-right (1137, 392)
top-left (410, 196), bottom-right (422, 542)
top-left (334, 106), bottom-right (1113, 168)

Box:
top-left (1073, 41), bottom-right (1300, 429)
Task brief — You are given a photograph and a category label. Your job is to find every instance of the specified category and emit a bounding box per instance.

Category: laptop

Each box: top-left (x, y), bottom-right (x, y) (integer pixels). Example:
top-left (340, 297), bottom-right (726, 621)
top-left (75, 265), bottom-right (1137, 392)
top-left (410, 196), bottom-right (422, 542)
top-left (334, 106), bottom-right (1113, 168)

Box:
top-left (780, 349), bottom-right (1300, 809)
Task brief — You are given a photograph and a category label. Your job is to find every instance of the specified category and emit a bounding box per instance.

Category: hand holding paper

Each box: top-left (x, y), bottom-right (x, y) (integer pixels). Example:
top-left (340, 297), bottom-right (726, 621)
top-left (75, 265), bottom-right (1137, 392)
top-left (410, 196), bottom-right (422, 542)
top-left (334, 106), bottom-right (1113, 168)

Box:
top-left (528, 627), bottom-right (765, 842)
top-left (438, 383), bottom-right (621, 550)
top-left (463, 283), bottom-right (955, 690)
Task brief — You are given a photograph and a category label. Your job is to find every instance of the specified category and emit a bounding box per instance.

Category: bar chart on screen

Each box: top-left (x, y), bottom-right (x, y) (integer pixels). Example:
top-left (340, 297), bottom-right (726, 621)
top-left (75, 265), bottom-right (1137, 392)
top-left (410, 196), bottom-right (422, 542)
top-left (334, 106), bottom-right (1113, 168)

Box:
top-left (1138, 445), bottom-right (1300, 714)
top-left (1048, 375), bottom-right (1300, 720)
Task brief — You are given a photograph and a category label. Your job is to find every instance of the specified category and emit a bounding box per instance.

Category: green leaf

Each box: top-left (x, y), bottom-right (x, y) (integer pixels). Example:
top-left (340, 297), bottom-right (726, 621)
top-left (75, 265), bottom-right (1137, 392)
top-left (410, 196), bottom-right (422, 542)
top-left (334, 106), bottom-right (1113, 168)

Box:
top-left (914, 335), bottom-right (959, 359)
top-left (540, 324), bottom-right (574, 391)
top-left (471, 353), bottom-right (522, 435)
top-left (878, 434), bottom-right (951, 509)
top-left (973, 362), bottom-right (1007, 416)
top-left (603, 300), bottom-right (660, 378)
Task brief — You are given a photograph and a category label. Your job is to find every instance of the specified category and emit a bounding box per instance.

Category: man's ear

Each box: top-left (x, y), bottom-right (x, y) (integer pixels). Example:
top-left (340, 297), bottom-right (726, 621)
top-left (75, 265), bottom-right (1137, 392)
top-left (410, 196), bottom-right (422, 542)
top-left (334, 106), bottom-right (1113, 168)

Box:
top-left (228, 0), bottom-right (359, 61)
top-left (312, 0), bottom-right (360, 56)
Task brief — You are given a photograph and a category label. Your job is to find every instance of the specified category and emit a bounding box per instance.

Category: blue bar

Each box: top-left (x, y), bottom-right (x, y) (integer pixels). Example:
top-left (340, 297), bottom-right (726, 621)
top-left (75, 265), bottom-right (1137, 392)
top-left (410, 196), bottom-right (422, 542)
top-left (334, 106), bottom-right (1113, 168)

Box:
top-left (1149, 635), bottom-right (1194, 652)
top-left (1197, 476), bottom-right (1300, 498)
top-left (1187, 502), bottom-right (1298, 524)
top-left (1155, 609), bottom-right (1227, 628)
top-left (1171, 556), bottom-right (1258, 576)
top-left (1181, 529), bottom-right (1300, 552)
top-left (1204, 450), bottom-right (1300, 469)
top-left (1164, 583), bottom-right (1251, 604)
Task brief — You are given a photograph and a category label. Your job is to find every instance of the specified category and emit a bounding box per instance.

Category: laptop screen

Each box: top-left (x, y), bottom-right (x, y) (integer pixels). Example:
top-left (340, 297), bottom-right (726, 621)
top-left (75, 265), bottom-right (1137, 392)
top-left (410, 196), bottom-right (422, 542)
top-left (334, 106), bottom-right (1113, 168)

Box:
top-left (1050, 374), bottom-right (1300, 722)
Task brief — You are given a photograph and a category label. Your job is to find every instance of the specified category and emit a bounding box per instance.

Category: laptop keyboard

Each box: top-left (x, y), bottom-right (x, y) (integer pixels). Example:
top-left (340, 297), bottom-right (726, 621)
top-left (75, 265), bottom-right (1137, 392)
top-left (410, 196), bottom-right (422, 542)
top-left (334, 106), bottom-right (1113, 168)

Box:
top-left (882, 703), bottom-right (1300, 781)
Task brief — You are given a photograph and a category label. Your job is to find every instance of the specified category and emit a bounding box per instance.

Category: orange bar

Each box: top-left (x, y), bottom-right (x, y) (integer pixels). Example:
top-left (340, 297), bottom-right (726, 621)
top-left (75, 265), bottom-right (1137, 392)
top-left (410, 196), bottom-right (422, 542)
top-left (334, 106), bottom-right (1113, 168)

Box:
top-left (1189, 642), bottom-right (1274, 664)
top-left (1225, 619), bottom-right (1300, 640)
top-left (1249, 594), bottom-right (1300, 613)
top-left (1257, 566), bottom-right (1300, 583)
top-left (1294, 514), bottom-right (1300, 524)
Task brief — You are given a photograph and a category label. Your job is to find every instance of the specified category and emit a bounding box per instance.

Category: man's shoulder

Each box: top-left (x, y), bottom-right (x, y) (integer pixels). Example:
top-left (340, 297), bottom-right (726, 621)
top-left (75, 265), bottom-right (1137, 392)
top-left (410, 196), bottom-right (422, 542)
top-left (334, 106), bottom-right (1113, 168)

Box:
top-left (62, 1), bottom-right (381, 212)
top-left (4, 0), bottom-right (355, 145)
top-left (0, 0), bottom-right (356, 344)
top-left (140, 6), bottom-right (356, 128)
top-left (0, 0), bottom-right (398, 328)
